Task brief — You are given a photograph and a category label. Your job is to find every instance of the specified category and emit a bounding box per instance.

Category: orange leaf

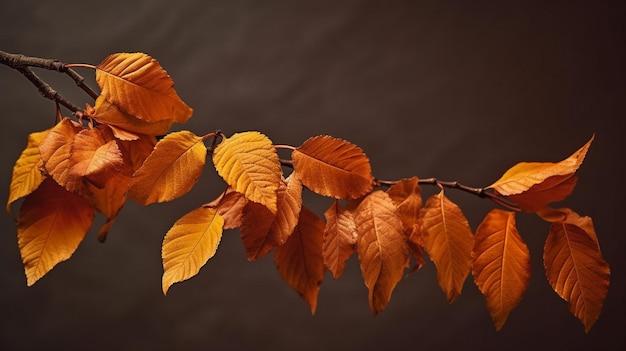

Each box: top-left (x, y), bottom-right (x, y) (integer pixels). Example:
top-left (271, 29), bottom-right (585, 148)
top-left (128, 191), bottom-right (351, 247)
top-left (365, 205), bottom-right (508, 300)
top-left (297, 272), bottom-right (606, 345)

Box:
top-left (205, 187), bottom-right (248, 230)
top-left (129, 130), bottom-right (206, 205)
top-left (472, 209), bottom-right (531, 330)
top-left (162, 206), bottom-right (224, 295)
top-left (212, 131), bottom-right (281, 213)
top-left (96, 53), bottom-right (192, 124)
top-left (69, 125), bottom-right (124, 189)
top-left (355, 191), bottom-right (409, 314)
top-left (17, 178), bottom-right (95, 286)
top-left (386, 177), bottom-right (425, 270)
top-left (92, 95), bottom-right (174, 136)
top-left (38, 118), bottom-right (86, 194)
top-left (118, 134), bottom-right (158, 172)
top-left (537, 207), bottom-right (600, 248)
top-left (420, 190), bottom-right (474, 303)
top-left (7, 130), bottom-right (49, 215)
top-left (274, 206), bottom-right (326, 314)
top-left (488, 135), bottom-right (593, 196)
top-left (544, 221), bottom-right (610, 332)
top-left (506, 174), bottom-right (578, 212)
top-left (322, 200), bottom-right (357, 279)
top-left (292, 135), bottom-right (373, 199)
top-left (239, 175), bottom-right (303, 260)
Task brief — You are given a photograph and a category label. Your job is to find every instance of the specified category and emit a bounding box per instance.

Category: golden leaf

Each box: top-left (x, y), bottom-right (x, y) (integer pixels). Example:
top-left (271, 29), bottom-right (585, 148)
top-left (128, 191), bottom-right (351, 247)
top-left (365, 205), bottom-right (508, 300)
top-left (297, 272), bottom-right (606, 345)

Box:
top-left (292, 135), bottom-right (374, 199)
top-left (96, 52), bottom-right (192, 124)
top-left (162, 206), bottom-right (224, 295)
top-left (7, 130), bottom-right (49, 215)
top-left (275, 206), bottom-right (326, 314)
top-left (544, 220), bottom-right (610, 332)
top-left (322, 200), bottom-right (357, 279)
top-left (472, 209), bottom-right (531, 330)
top-left (212, 131), bottom-right (281, 214)
top-left (92, 95), bottom-right (174, 136)
top-left (355, 191), bottom-right (409, 314)
top-left (420, 190), bottom-right (474, 303)
top-left (129, 130), bottom-right (207, 205)
top-left (17, 178), bottom-right (95, 286)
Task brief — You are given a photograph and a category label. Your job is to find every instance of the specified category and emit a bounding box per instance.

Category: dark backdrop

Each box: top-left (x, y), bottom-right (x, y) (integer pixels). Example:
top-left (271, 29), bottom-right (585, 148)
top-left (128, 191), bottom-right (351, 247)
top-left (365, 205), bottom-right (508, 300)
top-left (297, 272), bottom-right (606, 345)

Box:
top-left (1, 1), bottom-right (624, 350)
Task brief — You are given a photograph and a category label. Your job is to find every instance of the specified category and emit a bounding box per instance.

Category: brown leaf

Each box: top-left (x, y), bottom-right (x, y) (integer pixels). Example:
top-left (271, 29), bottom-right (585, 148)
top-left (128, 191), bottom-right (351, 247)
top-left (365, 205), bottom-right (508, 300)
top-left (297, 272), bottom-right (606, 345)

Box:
top-left (544, 220), bottom-right (610, 332)
top-left (205, 187), bottom-right (248, 230)
top-left (212, 131), bottom-right (282, 214)
top-left (506, 174), bottom-right (578, 212)
top-left (420, 190), bottom-right (474, 303)
top-left (7, 130), bottom-right (49, 215)
top-left (355, 191), bottom-right (409, 314)
top-left (536, 207), bottom-right (599, 248)
top-left (96, 53), bottom-right (193, 124)
top-left (472, 209), bottom-right (531, 330)
top-left (162, 206), bottom-right (224, 294)
top-left (275, 206), bottom-right (326, 314)
top-left (292, 135), bottom-right (373, 199)
top-left (129, 130), bottom-right (207, 205)
top-left (17, 178), bottom-right (95, 286)
top-left (322, 200), bottom-right (357, 279)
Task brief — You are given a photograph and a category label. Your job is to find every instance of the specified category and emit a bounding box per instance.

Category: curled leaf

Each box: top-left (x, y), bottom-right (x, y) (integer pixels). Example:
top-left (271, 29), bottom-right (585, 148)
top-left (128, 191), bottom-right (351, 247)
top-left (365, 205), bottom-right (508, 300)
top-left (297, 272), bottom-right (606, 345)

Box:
top-left (205, 187), bottom-right (248, 230)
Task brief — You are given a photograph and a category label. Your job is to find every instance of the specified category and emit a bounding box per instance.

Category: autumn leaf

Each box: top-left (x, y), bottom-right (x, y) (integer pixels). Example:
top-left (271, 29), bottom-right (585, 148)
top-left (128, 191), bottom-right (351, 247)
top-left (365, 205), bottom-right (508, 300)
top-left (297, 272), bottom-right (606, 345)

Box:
top-left (205, 187), bottom-right (248, 230)
top-left (322, 200), bottom-right (357, 279)
top-left (7, 129), bottom-right (49, 215)
top-left (275, 206), bottom-right (326, 314)
top-left (544, 219), bottom-right (609, 332)
top-left (472, 209), bottom-right (531, 331)
top-left (39, 118), bottom-right (86, 193)
top-left (162, 206), bottom-right (224, 294)
top-left (69, 125), bottom-right (124, 189)
top-left (537, 207), bottom-right (600, 248)
top-left (386, 177), bottom-right (425, 270)
top-left (355, 191), bottom-right (409, 314)
top-left (17, 178), bottom-right (95, 286)
top-left (96, 52), bottom-right (192, 124)
top-left (212, 131), bottom-right (282, 214)
top-left (292, 135), bottom-right (374, 199)
top-left (118, 134), bottom-right (158, 172)
top-left (92, 95), bottom-right (174, 136)
top-left (506, 175), bottom-right (578, 212)
top-left (129, 130), bottom-right (207, 205)
top-left (420, 190), bottom-right (474, 303)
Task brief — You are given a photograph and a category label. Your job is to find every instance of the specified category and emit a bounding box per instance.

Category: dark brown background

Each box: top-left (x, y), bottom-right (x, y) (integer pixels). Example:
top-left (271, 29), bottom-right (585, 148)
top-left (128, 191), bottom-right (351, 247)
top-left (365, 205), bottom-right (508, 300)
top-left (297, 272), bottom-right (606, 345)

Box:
top-left (1, 1), bottom-right (624, 350)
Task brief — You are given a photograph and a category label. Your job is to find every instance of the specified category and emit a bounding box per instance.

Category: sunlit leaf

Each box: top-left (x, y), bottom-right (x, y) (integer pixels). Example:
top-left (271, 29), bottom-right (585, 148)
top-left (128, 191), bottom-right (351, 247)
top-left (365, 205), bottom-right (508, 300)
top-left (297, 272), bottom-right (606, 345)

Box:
top-left (39, 118), bottom-right (86, 193)
top-left (275, 206), bottom-right (326, 314)
top-left (292, 135), bottom-right (373, 199)
top-left (69, 125), bottom-right (124, 189)
top-left (488, 135), bottom-right (593, 196)
top-left (7, 130), bottom-right (49, 215)
top-left (212, 131), bottom-right (281, 213)
top-left (205, 187), bottom-right (248, 230)
top-left (355, 191), bottom-right (409, 314)
top-left (420, 190), bottom-right (474, 303)
top-left (387, 177), bottom-right (425, 270)
top-left (96, 53), bottom-right (193, 124)
top-left (92, 95), bottom-right (174, 136)
top-left (17, 178), bottom-right (95, 286)
top-left (472, 209), bottom-right (530, 330)
top-left (162, 206), bottom-right (224, 295)
top-left (322, 200), bottom-right (357, 279)
top-left (544, 220), bottom-right (610, 332)
top-left (129, 130), bottom-right (206, 205)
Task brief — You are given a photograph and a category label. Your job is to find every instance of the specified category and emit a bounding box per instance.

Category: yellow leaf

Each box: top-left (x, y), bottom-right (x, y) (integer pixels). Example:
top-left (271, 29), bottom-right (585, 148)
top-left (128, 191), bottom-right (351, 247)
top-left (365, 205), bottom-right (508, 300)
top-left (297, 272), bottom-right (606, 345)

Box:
top-left (162, 206), bottom-right (224, 295)
top-left (544, 221), bottom-right (610, 332)
top-left (275, 206), bottom-right (326, 314)
top-left (17, 178), bottom-right (95, 286)
top-left (92, 95), bottom-right (174, 136)
top-left (39, 118), bottom-right (86, 194)
top-left (323, 200), bottom-right (357, 279)
top-left (355, 191), bottom-right (409, 314)
top-left (7, 130), bottom-right (49, 215)
top-left (472, 209), bottom-right (531, 330)
top-left (488, 135), bottom-right (593, 196)
top-left (129, 130), bottom-right (207, 205)
top-left (212, 131), bottom-right (281, 213)
top-left (292, 135), bottom-right (374, 199)
top-left (96, 52), bottom-right (193, 124)
top-left (420, 190), bottom-right (474, 303)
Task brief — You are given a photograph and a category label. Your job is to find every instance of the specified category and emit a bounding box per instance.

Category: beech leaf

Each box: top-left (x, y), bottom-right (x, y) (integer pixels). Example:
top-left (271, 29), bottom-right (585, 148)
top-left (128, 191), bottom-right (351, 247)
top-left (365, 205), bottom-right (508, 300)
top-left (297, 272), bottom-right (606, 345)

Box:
top-left (7, 130), bottom-right (49, 215)
top-left (212, 131), bottom-right (282, 214)
top-left (162, 206), bottom-right (224, 295)
top-left (205, 187), bottom-right (248, 230)
top-left (129, 130), bottom-right (207, 205)
top-left (355, 191), bottom-right (409, 314)
top-left (92, 95), bottom-right (174, 136)
top-left (275, 206), bottom-right (326, 314)
top-left (96, 52), bottom-right (193, 124)
top-left (420, 190), bottom-right (474, 303)
top-left (69, 125), bottom-right (124, 189)
top-left (472, 209), bottom-right (531, 330)
top-left (544, 220), bottom-right (610, 332)
top-left (322, 200), bottom-right (358, 279)
top-left (17, 178), bottom-right (95, 286)
top-left (292, 135), bottom-right (374, 199)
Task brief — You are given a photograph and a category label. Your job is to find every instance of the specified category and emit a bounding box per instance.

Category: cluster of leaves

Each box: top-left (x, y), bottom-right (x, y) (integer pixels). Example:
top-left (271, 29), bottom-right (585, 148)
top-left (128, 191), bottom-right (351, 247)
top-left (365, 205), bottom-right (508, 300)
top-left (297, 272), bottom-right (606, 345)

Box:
top-left (5, 52), bottom-right (609, 332)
